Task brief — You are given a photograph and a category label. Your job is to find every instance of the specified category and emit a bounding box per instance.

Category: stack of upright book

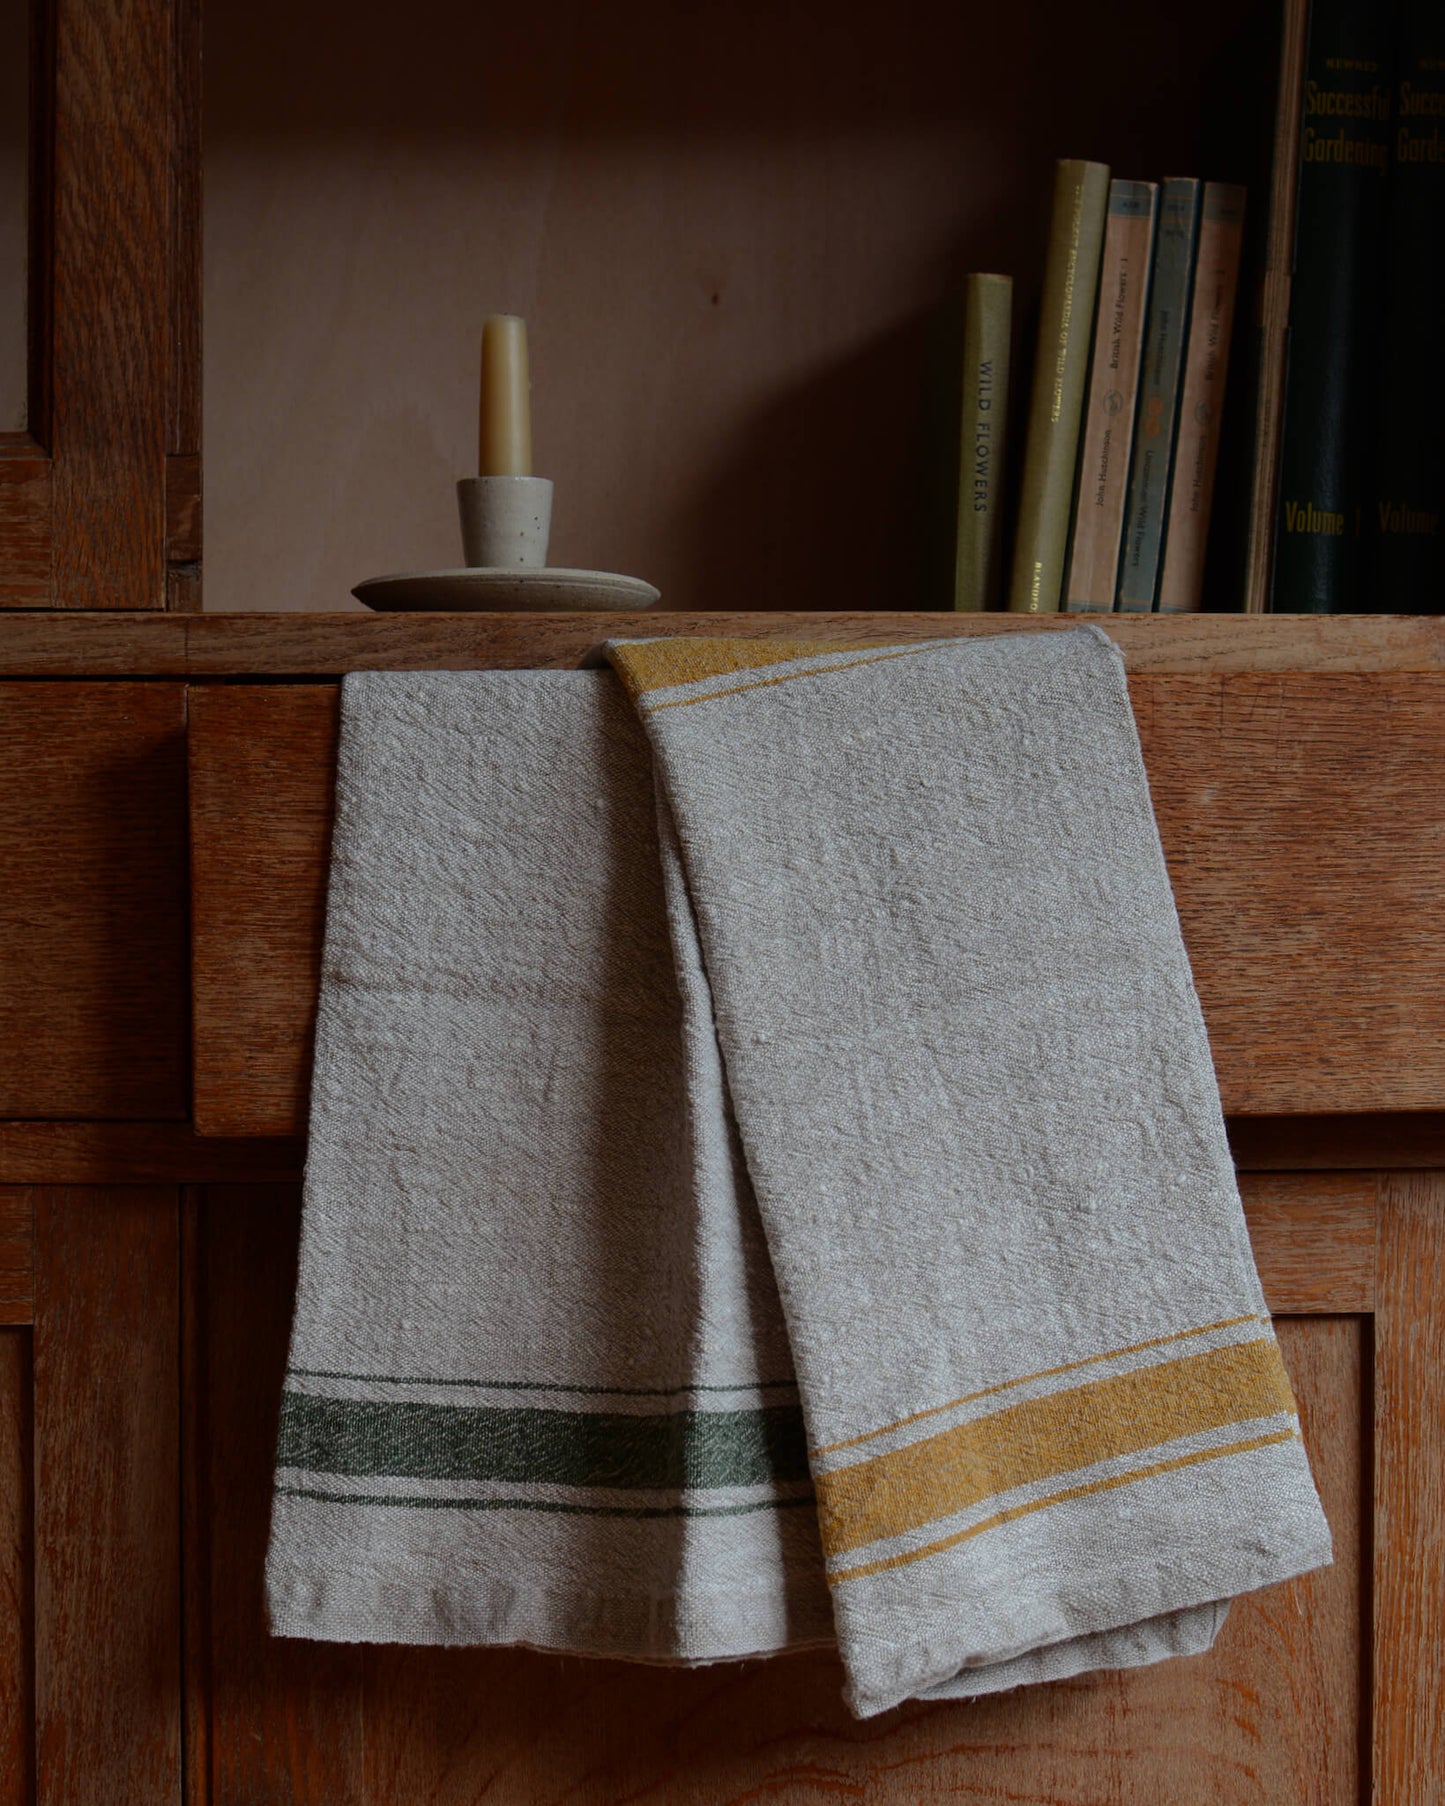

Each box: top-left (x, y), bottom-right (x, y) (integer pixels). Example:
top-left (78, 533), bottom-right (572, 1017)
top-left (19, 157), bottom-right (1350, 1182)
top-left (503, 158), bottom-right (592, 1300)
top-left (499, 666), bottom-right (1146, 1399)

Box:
top-left (952, 159), bottom-right (1247, 615)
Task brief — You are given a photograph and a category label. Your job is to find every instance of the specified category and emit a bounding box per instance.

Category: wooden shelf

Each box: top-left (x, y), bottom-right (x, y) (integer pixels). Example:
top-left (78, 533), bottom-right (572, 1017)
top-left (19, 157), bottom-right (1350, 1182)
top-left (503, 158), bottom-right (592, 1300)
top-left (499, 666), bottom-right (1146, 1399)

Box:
top-left (1, 609), bottom-right (1444, 677)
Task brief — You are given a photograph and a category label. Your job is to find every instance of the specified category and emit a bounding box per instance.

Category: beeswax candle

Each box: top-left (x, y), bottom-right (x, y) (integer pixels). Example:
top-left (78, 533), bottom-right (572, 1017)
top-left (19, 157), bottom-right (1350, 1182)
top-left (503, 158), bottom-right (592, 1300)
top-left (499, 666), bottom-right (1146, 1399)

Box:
top-left (479, 315), bottom-right (532, 476)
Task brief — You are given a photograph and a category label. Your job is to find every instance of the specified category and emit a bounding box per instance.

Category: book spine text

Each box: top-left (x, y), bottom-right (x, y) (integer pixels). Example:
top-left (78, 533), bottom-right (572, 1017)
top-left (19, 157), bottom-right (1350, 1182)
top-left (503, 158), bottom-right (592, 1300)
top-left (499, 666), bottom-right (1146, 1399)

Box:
top-left (953, 274), bottom-right (1013, 610)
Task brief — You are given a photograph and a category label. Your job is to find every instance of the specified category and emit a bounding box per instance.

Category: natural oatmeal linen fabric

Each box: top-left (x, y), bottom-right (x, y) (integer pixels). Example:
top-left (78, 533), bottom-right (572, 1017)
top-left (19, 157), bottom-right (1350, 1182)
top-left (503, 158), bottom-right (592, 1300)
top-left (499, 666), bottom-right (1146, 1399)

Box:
top-left (267, 671), bottom-right (833, 1664)
top-left (267, 628), bottom-right (1331, 1719)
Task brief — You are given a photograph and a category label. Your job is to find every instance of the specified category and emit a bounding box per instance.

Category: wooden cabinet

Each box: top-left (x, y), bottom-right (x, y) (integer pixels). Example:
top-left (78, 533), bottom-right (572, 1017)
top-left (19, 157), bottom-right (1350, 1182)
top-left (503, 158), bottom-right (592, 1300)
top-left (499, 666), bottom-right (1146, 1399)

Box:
top-left (1, 612), bottom-right (1443, 1801)
top-left (1, 0), bottom-right (1443, 1794)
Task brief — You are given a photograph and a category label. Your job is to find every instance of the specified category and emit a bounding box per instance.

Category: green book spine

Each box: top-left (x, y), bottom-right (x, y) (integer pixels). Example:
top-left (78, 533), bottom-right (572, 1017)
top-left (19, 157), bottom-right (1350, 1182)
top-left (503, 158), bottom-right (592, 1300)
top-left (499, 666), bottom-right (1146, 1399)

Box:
top-left (1007, 159), bottom-right (1111, 614)
top-left (1157, 184), bottom-right (1247, 614)
top-left (953, 274), bottom-right (1013, 610)
top-left (1369, 0), bottom-right (1445, 613)
top-left (1064, 179), bottom-right (1158, 613)
top-left (1116, 178), bottom-right (1201, 613)
top-left (1272, 0), bottom-right (1395, 612)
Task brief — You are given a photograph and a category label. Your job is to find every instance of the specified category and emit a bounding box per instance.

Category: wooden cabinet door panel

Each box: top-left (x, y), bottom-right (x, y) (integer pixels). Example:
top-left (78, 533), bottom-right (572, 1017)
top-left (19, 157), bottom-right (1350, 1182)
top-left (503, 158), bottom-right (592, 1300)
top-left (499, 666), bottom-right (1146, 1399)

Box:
top-left (0, 0), bottom-right (200, 613)
top-left (32, 1187), bottom-right (182, 1806)
top-left (0, 1188), bottom-right (183, 1805)
top-left (194, 1180), bottom-right (1377, 1804)
top-left (0, 683), bottom-right (188, 1118)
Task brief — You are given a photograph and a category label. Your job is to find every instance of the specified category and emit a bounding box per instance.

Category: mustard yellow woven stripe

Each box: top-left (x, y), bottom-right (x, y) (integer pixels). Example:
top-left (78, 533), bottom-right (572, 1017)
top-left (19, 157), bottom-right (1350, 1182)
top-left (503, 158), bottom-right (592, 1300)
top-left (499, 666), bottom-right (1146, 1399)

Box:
top-left (811, 1312), bottom-right (1265, 1459)
top-left (646, 646), bottom-right (945, 713)
top-left (608, 637), bottom-right (891, 705)
top-left (827, 1427), bottom-right (1301, 1585)
top-left (816, 1335), bottom-right (1297, 1561)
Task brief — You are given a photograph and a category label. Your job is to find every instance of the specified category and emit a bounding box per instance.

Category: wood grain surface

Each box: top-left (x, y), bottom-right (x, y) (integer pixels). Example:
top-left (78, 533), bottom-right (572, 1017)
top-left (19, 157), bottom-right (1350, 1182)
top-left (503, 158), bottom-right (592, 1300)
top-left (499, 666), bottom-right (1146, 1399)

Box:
top-left (32, 1187), bottom-right (181, 1805)
top-left (0, 1328), bottom-right (32, 1806)
top-left (1373, 1172), bottom-right (1445, 1803)
top-left (165, 453), bottom-right (201, 565)
top-left (0, 1121), bottom-right (1432, 1190)
top-left (1136, 675), bottom-right (1445, 1114)
top-left (2, 610), bottom-right (1444, 676)
top-left (189, 675), bottom-right (1445, 1134)
top-left (189, 686), bottom-right (338, 1137)
top-left (202, 1186), bottom-right (366, 1806)
top-left (0, 1192), bottom-right (33, 1326)
top-left (1236, 1174), bottom-right (1375, 1312)
top-left (0, 458), bottom-right (50, 607)
top-left (0, 683), bottom-right (188, 1118)
top-left (180, 1191), bottom-right (211, 1806)
top-left (46, 0), bottom-right (170, 610)
top-left (0, 1122), bottom-right (305, 1186)
top-left (198, 1183), bottom-right (1365, 1805)
top-left (167, 0), bottom-right (201, 469)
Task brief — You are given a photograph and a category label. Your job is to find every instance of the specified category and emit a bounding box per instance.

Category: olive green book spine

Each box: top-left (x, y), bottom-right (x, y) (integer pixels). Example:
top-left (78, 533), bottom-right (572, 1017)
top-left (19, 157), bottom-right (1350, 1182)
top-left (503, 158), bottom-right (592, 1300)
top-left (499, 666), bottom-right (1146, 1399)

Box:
top-left (953, 274), bottom-right (1013, 610)
top-left (1007, 159), bottom-right (1112, 613)
top-left (1063, 180), bottom-right (1158, 613)
top-left (1158, 184), bottom-right (1247, 613)
top-left (1116, 177), bottom-right (1202, 612)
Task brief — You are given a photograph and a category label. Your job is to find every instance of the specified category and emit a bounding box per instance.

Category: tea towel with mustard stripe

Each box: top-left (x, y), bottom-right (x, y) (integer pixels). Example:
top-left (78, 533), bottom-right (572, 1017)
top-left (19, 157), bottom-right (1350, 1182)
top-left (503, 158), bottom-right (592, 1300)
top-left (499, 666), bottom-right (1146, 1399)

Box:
top-left (265, 626), bottom-right (1331, 1718)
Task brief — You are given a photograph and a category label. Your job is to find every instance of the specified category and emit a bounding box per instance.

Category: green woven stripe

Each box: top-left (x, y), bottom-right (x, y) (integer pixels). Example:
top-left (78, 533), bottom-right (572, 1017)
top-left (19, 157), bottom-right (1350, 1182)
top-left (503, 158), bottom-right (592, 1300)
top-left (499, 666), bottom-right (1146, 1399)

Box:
top-left (277, 1393), bottom-right (810, 1490)
top-left (287, 1367), bottom-right (799, 1397)
top-left (275, 1485), bottom-right (816, 1519)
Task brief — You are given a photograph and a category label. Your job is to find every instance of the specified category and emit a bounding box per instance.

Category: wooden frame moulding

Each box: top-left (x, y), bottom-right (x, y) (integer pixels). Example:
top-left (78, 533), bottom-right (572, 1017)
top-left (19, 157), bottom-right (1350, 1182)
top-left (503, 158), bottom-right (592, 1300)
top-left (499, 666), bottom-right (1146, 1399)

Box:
top-left (1, 611), bottom-right (1444, 675)
top-left (0, 0), bottom-right (201, 612)
top-left (0, 1116), bottom-right (1442, 1185)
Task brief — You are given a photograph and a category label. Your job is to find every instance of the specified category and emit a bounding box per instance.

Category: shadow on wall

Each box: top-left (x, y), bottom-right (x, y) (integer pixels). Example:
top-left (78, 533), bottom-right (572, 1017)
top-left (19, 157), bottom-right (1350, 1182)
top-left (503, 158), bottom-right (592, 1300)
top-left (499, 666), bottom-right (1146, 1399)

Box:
top-left (204, 0), bottom-right (1259, 614)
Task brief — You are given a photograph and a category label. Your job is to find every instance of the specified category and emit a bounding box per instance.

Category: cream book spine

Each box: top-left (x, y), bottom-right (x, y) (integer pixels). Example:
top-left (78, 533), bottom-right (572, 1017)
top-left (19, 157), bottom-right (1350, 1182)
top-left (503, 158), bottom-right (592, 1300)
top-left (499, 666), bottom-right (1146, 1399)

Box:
top-left (1063, 180), bottom-right (1157, 613)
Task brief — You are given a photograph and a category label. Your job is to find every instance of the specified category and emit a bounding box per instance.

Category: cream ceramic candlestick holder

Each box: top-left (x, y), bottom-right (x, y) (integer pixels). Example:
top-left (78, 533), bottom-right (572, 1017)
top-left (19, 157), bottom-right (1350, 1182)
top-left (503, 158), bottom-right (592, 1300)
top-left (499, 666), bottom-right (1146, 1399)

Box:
top-left (354, 312), bottom-right (660, 611)
top-left (352, 476), bottom-right (660, 613)
top-left (456, 475), bottom-right (553, 568)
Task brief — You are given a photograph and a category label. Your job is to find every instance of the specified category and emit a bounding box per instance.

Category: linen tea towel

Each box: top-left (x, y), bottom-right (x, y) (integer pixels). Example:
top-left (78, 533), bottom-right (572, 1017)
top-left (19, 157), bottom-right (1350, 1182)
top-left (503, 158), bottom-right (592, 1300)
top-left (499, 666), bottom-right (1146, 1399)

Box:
top-left (267, 627), bottom-right (1332, 1717)
top-left (267, 672), bottom-right (834, 1662)
top-left (606, 627), bottom-right (1331, 1713)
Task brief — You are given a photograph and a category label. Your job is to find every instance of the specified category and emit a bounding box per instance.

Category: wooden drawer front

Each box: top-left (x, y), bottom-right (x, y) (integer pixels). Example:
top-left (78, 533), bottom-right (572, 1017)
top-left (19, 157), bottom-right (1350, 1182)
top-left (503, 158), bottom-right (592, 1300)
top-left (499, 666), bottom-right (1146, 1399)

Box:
top-left (189, 675), bottom-right (1445, 1137)
top-left (1135, 675), bottom-right (1445, 1115)
top-left (0, 683), bottom-right (188, 1118)
top-left (189, 686), bottom-right (338, 1141)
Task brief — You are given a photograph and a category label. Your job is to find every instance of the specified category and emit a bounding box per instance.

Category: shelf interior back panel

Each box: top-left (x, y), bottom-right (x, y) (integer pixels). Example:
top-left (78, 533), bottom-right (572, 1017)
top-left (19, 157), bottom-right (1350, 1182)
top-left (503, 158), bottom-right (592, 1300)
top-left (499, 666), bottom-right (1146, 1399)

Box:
top-left (203, 0), bottom-right (1261, 618)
